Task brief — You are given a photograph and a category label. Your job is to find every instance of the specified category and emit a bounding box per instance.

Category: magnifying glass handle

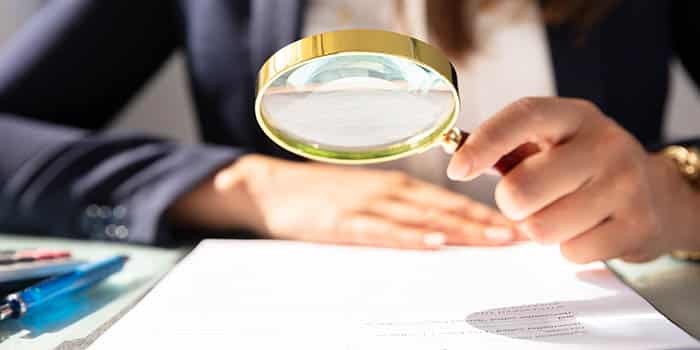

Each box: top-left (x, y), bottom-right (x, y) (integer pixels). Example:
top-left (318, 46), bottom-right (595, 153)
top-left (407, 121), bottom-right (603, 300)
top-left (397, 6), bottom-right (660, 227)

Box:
top-left (441, 128), bottom-right (541, 175)
top-left (441, 128), bottom-right (468, 154)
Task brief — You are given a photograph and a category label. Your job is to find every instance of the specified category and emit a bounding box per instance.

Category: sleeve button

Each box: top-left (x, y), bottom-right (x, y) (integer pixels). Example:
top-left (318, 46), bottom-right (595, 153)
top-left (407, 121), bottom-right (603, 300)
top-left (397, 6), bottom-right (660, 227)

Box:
top-left (114, 225), bottom-right (129, 240)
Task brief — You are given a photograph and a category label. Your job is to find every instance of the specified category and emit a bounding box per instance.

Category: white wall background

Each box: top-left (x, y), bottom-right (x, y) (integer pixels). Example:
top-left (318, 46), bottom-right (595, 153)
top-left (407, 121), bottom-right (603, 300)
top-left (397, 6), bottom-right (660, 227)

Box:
top-left (1, 1), bottom-right (699, 143)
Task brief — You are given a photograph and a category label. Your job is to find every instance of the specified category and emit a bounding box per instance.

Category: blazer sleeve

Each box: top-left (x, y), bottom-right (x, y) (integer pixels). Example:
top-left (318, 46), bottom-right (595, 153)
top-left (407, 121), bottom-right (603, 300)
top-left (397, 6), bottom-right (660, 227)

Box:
top-left (0, 1), bottom-right (245, 245)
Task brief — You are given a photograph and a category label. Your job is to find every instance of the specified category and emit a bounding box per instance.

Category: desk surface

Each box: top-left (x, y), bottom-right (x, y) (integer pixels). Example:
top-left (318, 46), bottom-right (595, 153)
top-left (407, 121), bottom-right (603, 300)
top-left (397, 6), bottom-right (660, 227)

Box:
top-left (0, 234), bottom-right (698, 349)
top-left (608, 257), bottom-right (700, 339)
top-left (0, 234), bottom-right (188, 350)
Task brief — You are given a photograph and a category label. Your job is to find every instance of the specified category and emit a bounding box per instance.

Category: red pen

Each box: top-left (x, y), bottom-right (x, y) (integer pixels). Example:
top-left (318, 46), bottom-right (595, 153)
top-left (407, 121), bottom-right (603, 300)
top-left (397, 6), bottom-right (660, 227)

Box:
top-left (0, 250), bottom-right (71, 265)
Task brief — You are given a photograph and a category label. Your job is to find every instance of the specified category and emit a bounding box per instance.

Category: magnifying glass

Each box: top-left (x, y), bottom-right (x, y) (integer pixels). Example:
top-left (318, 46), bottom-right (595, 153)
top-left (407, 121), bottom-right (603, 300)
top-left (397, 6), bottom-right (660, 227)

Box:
top-left (255, 29), bottom-right (467, 164)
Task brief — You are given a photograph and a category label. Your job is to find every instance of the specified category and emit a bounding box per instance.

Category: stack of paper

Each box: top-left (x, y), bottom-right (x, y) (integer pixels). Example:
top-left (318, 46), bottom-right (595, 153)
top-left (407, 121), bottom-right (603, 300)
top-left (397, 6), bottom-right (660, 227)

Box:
top-left (92, 240), bottom-right (699, 349)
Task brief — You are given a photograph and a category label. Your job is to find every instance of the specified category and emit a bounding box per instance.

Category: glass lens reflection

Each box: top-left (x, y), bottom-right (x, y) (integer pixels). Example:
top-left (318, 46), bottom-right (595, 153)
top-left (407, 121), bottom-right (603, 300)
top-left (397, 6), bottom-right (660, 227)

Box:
top-left (260, 54), bottom-right (455, 152)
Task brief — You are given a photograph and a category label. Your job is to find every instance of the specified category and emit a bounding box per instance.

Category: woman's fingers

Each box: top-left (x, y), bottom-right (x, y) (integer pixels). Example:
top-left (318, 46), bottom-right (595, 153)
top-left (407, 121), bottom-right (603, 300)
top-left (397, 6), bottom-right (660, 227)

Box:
top-left (495, 137), bottom-right (596, 220)
top-left (559, 218), bottom-right (640, 264)
top-left (368, 199), bottom-right (516, 246)
top-left (448, 97), bottom-right (591, 181)
top-left (518, 175), bottom-right (615, 244)
top-left (396, 181), bottom-right (507, 224)
top-left (391, 181), bottom-right (521, 245)
top-left (493, 142), bottom-right (541, 174)
top-left (334, 214), bottom-right (446, 250)
top-left (451, 226), bottom-right (514, 245)
top-left (619, 251), bottom-right (661, 263)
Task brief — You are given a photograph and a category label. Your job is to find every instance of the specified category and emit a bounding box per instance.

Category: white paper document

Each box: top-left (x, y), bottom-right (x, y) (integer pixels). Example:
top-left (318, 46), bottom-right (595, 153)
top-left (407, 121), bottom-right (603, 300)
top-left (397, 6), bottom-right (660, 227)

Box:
top-left (92, 240), bottom-right (699, 349)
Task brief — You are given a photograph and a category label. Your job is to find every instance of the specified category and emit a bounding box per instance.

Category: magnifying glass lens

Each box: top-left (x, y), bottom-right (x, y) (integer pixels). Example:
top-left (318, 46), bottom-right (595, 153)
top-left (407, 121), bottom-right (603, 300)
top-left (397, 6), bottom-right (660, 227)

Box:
top-left (259, 54), bottom-right (456, 161)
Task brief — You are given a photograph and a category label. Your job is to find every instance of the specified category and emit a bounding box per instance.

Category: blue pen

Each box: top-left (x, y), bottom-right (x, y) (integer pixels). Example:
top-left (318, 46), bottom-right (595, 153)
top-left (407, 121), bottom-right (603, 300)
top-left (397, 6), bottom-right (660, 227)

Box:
top-left (0, 255), bottom-right (128, 321)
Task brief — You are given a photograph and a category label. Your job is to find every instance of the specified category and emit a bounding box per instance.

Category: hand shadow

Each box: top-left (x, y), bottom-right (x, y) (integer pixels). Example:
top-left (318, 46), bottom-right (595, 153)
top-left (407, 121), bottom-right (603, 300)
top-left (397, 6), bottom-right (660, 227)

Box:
top-left (0, 276), bottom-right (149, 343)
top-left (464, 268), bottom-right (700, 349)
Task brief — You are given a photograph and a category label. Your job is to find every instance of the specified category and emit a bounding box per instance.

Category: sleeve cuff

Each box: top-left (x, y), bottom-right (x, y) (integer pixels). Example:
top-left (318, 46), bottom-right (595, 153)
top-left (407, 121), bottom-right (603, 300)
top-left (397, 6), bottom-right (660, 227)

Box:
top-left (81, 145), bottom-right (244, 246)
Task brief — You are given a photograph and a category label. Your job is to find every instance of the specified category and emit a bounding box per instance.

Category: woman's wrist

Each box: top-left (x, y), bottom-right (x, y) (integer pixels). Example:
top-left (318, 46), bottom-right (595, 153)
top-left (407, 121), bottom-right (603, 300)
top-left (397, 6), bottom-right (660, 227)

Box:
top-left (655, 146), bottom-right (700, 258)
top-left (649, 151), bottom-right (700, 251)
top-left (167, 154), bottom-right (266, 233)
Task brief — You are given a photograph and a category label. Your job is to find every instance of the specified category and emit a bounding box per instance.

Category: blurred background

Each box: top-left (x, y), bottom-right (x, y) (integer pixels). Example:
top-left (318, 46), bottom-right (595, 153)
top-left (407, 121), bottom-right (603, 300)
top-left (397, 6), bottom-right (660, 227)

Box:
top-left (1, 1), bottom-right (698, 143)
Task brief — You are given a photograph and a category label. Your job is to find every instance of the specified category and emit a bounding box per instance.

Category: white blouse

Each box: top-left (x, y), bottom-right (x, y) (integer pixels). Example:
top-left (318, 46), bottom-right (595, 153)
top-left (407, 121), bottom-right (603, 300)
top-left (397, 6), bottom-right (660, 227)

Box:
top-left (303, 0), bottom-right (556, 205)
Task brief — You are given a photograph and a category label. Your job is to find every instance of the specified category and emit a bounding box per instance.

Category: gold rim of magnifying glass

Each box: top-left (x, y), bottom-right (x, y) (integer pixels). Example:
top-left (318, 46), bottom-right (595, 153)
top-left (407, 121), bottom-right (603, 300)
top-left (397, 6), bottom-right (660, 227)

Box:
top-left (255, 29), bottom-right (461, 164)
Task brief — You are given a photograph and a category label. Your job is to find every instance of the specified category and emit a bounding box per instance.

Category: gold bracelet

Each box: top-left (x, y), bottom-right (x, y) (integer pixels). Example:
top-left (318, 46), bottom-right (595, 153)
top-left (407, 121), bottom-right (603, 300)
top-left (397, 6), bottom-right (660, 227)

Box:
top-left (661, 145), bottom-right (700, 262)
top-left (662, 145), bottom-right (700, 188)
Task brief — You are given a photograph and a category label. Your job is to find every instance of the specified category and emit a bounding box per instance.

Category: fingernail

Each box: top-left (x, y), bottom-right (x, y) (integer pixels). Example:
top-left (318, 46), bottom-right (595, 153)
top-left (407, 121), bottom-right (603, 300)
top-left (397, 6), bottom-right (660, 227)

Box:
top-left (447, 154), bottom-right (471, 181)
top-left (423, 233), bottom-right (446, 247)
top-left (484, 227), bottom-right (514, 242)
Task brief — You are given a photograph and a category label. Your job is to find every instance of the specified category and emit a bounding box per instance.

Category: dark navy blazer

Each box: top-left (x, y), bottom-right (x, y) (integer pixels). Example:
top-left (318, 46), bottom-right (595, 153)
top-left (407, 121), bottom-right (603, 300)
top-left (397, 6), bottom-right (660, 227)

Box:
top-left (0, 0), bottom-right (698, 245)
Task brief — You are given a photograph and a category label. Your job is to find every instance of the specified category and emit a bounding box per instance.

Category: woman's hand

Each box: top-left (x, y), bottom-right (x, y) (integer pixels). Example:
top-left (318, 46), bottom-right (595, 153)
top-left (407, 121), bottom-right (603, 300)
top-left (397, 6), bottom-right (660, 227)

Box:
top-left (448, 97), bottom-right (700, 263)
top-left (170, 154), bottom-right (520, 249)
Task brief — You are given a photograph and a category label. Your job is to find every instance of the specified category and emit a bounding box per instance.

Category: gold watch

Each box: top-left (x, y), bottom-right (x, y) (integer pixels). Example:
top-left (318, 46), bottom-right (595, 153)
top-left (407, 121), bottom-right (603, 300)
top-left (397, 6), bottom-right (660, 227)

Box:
top-left (661, 145), bottom-right (700, 262)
